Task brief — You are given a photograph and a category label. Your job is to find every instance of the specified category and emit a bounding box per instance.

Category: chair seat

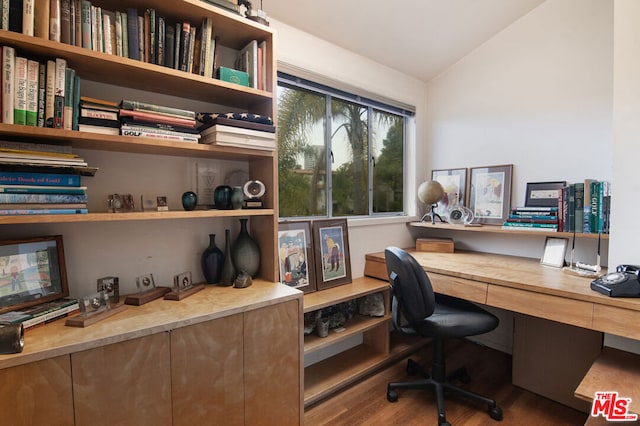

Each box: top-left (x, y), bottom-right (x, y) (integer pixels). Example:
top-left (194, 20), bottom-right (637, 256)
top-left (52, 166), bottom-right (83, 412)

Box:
top-left (412, 293), bottom-right (499, 339)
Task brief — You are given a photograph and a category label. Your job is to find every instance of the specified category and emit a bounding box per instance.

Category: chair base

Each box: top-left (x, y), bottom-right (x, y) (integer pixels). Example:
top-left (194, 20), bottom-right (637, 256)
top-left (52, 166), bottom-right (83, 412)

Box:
top-left (386, 341), bottom-right (503, 426)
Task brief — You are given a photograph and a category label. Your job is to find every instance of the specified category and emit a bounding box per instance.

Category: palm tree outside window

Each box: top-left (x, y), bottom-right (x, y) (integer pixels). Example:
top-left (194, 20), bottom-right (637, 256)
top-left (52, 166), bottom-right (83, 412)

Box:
top-left (277, 73), bottom-right (411, 218)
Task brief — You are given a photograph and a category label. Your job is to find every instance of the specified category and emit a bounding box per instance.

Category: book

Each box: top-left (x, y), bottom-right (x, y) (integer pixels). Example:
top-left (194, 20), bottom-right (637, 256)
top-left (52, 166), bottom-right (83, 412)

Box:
top-left (49, 0), bottom-right (60, 41)
top-left (236, 39), bottom-right (258, 88)
top-left (501, 222), bottom-right (558, 231)
top-left (164, 22), bottom-right (174, 68)
top-left (137, 14), bottom-right (144, 60)
top-left (0, 202), bottom-right (87, 209)
top-left (22, 0), bottom-right (34, 35)
top-left (197, 116), bottom-right (275, 133)
top-left (102, 10), bottom-right (114, 54)
top-left (80, 0), bottom-right (90, 48)
top-left (0, 310), bottom-right (32, 324)
top-left (199, 124), bottom-right (275, 150)
top-left (12, 298), bottom-right (79, 329)
top-left (511, 206), bottom-right (558, 212)
top-left (23, 302), bottom-right (79, 329)
top-left (0, 192), bottom-right (87, 203)
top-left (179, 21), bottom-right (190, 72)
top-left (8, 0), bottom-right (22, 32)
top-left (44, 59), bottom-right (55, 126)
top-left (259, 40), bottom-right (267, 90)
top-left (173, 21), bottom-right (181, 70)
top-left (78, 115), bottom-right (119, 128)
top-left (200, 17), bottom-right (212, 77)
top-left (13, 55), bottom-right (27, 125)
top-left (59, 0), bottom-right (69, 43)
top-left (126, 8), bottom-right (139, 60)
top-left (0, 140), bottom-right (73, 154)
top-left (53, 57), bottom-right (66, 128)
top-left (0, 152), bottom-right (87, 166)
top-left (79, 95), bottom-right (118, 110)
top-left (507, 214), bottom-right (558, 222)
top-left (0, 170), bottom-right (81, 186)
top-left (72, 73), bottom-right (80, 130)
top-left (80, 107), bottom-right (117, 120)
top-left (0, 184), bottom-right (87, 194)
top-left (0, 207), bottom-right (87, 215)
top-left (121, 128), bottom-right (199, 143)
top-left (217, 66), bottom-right (249, 87)
top-left (34, 0), bottom-right (49, 39)
top-left (37, 61), bottom-right (45, 126)
top-left (156, 14), bottom-right (164, 66)
top-left (119, 99), bottom-right (195, 119)
top-left (573, 182), bottom-right (584, 233)
top-left (118, 109), bottom-right (196, 127)
top-left (1, 46), bottom-right (14, 124)
top-left (63, 67), bottom-right (75, 129)
top-left (73, 0), bottom-right (81, 47)
top-left (187, 25), bottom-right (196, 73)
top-left (120, 118), bottom-right (199, 134)
top-left (77, 123), bottom-right (119, 134)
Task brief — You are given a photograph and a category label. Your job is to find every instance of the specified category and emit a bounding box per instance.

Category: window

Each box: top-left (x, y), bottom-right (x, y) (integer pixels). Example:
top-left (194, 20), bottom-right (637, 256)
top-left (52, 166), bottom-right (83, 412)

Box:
top-left (277, 73), bottom-right (411, 218)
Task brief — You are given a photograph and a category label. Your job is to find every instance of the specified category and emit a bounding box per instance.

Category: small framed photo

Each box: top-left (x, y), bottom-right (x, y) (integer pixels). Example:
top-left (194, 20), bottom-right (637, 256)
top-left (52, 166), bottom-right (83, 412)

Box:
top-left (431, 168), bottom-right (467, 217)
top-left (468, 164), bottom-right (513, 225)
top-left (312, 218), bottom-right (352, 290)
top-left (541, 237), bottom-right (569, 268)
top-left (278, 221), bottom-right (316, 294)
top-left (525, 181), bottom-right (566, 208)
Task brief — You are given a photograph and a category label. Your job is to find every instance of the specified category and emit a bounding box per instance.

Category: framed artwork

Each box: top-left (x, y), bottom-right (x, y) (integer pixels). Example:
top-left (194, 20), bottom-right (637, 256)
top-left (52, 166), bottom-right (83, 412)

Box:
top-left (540, 237), bottom-right (569, 268)
top-left (468, 164), bottom-right (513, 225)
top-left (278, 221), bottom-right (316, 293)
top-left (312, 218), bottom-right (352, 290)
top-left (431, 168), bottom-right (467, 218)
top-left (525, 181), bottom-right (566, 208)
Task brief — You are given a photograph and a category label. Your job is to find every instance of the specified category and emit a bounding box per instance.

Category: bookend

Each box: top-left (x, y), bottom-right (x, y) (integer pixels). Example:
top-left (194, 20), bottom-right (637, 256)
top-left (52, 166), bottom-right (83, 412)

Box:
top-left (124, 287), bottom-right (171, 306)
top-left (65, 304), bottom-right (127, 328)
top-left (164, 271), bottom-right (205, 300)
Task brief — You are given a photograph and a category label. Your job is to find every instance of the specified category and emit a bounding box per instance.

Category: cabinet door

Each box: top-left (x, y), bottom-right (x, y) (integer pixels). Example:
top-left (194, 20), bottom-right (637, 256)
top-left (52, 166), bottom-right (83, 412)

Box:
top-left (170, 314), bottom-right (244, 426)
top-left (0, 356), bottom-right (74, 425)
top-left (244, 299), bottom-right (302, 425)
top-left (71, 333), bottom-right (172, 426)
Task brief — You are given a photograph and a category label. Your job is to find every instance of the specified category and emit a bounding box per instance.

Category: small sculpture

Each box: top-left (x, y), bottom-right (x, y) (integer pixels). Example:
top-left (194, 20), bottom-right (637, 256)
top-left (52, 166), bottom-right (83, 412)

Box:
top-left (233, 270), bottom-right (253, 288)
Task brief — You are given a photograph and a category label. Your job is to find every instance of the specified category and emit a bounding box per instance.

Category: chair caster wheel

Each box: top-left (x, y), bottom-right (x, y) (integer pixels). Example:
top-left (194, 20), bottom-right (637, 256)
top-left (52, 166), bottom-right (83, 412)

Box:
top-left (459, 368), bottom-right (471, 383)
top-left (386, 389), bottom-right (398, 402)
top-left (488, 404), bottom-right (503, 421)
top-left (406, 362), bottom-right (417, 375)
top-left (438, 416), bottom-right (451, 426)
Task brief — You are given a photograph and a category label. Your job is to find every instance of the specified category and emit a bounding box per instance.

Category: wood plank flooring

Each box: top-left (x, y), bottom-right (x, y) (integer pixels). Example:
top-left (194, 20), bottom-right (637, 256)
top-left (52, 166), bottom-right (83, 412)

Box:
top-left (304, 339), bottom-right (589, 425)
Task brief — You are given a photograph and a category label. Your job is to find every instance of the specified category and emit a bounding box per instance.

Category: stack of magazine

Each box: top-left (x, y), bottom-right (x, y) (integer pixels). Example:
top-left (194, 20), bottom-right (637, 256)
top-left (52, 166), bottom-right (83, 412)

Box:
top-left (0, 298), bottom-right (79, 330)
top-left (120, 99), bottom-right (200, 143)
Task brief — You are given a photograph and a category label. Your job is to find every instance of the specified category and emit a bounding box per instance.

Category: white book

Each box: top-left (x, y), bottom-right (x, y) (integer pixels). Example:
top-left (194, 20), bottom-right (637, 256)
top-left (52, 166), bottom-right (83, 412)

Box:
top-left (23, 0), bottom-right (35, 36)
top-left (2, 46), bottom-right (15, 124)
top-left (1, 0), bottom-right (9, 29)
top-left (237, 39), bottom-right (258, 88)
top-left (102, 10), bottom-right (113, 55)
top-left (26, 59), bottom-right (39, 126)
top-left (115, 11), bottom-right (122, 57)
top-left (13, 56), bottom-right (28, 125)
top-left (49, 0), bottom-right (61, 42)
top-left (54, 57), bottom-right (67, 128)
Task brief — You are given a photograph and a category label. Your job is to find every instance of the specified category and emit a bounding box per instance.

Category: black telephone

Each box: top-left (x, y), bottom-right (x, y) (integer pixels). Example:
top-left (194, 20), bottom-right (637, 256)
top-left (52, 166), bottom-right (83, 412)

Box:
top-left (590, 264), bottom-right (640, 297)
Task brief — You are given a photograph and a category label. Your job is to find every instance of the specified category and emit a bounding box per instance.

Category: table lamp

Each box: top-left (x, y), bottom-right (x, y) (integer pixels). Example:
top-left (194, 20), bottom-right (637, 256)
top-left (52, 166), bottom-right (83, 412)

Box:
top-left (418, 180), bottom-right (445, 224)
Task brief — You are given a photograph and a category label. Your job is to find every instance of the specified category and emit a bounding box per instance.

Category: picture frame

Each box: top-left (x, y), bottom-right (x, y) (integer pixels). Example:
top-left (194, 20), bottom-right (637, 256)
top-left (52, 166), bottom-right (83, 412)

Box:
top-left (278, 221), bottom-right (317, 293)
top-left (431, 168), bottom-right (467, 218)
top-left (541, 237), bottom-right (569, 268)
top-left (0, 235), bottom-right (69, 315)
top-left (312, 218), bottom-right (352, 290)
top-left (525, 181), bottom-right (566, 208)
top-left (468, 164), bottom-right (513, 225)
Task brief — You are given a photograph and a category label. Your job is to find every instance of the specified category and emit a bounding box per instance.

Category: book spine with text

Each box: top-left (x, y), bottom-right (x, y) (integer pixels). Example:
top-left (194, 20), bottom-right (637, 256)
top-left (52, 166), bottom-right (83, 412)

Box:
top-left (13, 55), bottom-right (27, 125)
top-left (120, 10), bottom-right (128, 58)
top-left (59, 0), bottom-right (70, 43)
top-left (120, 99), bottom-right (195, 119)
top-left (0, 207), bottom-right (87, 215)
top-left (53, 57), bottom-right (66, 128)
top-left (34, 0), bottom-right (50, 38)
top-left (121, 129), bottom-right (199, 143)
top-left (573, 182), bottom-right (584, 233)
top-left (0, 184), bottom-right (86, 194)
top-left (26, 59), bottom-right (39, 126)
top-left (118, 109), bottom-right (195, 127)
top-left (1, 46), bottom-right (14, 124)
top-left (37, 61), bottom-right (46, 126)
top-left (63, 67), bottom-right (74, 129)
top-left (44, 59), bottom-right (55, 126)
top-left (80, 0), bottom-right (90, 48)
top-left (126, 8), bottom-right (139, 60)
top-left (0, 171), bottom-right (81, 186)
top-left (49, 0), bottom-right (60, 41)
top-left (22, 0), bottom-right (34, 35)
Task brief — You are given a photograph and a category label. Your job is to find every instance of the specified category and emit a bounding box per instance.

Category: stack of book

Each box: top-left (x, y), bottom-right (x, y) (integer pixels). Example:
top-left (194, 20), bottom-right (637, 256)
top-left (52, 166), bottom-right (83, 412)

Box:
top-left (562, 180), bottom-right (612, 234)
top-left (119, 99), bottom-right (200, 143)
top-left (0, 298), bottom-right (79, 330)
top-left (197, 112), bottom-right (275, 149)
top-left (502, 206), bottom-right (559, 232)
top-left (0, 141), bottom-right (91, 215)
top-left (78, 96), bottom-right (120, 135)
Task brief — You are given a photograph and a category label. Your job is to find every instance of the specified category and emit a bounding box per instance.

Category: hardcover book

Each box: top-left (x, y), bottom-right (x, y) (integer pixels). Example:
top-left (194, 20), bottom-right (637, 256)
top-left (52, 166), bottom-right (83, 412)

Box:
top-left (217, 66), bottom-right (249, 87)
top-left (13, 56), bottom-right (27, 125)
top-left (120, 99), bottom-right (195, 119)
top-left (0, 171), bottom-right (81, 186)
top-left (126, 8), bottom-right (139, 60)
top-left (1, 46), bottom-right (15, 124)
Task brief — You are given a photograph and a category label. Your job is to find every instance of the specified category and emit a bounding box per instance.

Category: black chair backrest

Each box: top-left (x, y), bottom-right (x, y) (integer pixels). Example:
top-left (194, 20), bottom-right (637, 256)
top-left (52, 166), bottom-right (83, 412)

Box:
top-left (385, 247), bottom-right (436, 325)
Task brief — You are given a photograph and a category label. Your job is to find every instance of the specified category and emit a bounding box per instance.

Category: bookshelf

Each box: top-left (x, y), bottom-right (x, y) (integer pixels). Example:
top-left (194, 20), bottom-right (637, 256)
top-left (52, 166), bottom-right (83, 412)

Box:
top-left (0, 1), bottom-right (301, 424)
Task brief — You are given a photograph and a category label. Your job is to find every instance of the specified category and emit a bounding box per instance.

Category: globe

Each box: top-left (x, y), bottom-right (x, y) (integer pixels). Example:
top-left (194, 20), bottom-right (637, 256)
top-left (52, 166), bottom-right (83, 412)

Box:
top-left (418, 180), bottom-right (444, 205)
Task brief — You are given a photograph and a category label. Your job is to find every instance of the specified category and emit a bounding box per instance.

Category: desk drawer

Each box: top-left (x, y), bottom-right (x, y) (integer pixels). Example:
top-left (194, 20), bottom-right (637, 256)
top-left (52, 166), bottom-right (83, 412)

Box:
top-left (429, 273), bottom-right (488, 304)
top-left (487, 286), bottom-right (592, 328)
top-left (593, 305), bottom-right (640, 339)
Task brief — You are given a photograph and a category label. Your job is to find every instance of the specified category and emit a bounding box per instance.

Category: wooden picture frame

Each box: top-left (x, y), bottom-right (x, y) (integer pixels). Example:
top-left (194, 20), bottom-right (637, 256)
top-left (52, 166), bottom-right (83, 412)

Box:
top-left (312, 218), bottom-right (352, 290)
top-left (431, 168), bottom-right (467, 218)
top-left (468, 164), bottom-right (513, 225)
top-left (525, 181), bottom-right (566, 208)
top-left (278, 221), bottom-right (316, 293)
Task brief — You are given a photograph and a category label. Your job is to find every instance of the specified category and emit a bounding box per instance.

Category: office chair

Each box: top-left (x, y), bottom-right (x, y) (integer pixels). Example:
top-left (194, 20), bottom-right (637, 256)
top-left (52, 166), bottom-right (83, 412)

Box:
top-left (384, 247), bottom-right (503, 426)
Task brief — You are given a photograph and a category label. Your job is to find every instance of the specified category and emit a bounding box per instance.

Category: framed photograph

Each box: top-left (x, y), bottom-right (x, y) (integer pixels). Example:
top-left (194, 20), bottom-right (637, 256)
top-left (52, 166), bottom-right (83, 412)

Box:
top-left (541, 237), bottom-right (569, 268)
top-left (0, 235), bottom-right (69, 315)
top-left (312, 218), bottom-right (352, 290)
top-left (525, 181), bottom-right (566, 207)
top-left (278, 221), bottom-right (316, 293)
top-left (468, 164), bottom-right (513, 225)
top-left (431, 168), bottom-right (467, 218)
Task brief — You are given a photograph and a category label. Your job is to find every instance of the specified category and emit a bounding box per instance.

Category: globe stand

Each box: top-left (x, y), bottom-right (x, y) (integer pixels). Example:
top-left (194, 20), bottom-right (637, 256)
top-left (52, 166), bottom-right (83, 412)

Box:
top-left (420, 204), bottom-right (445, 225)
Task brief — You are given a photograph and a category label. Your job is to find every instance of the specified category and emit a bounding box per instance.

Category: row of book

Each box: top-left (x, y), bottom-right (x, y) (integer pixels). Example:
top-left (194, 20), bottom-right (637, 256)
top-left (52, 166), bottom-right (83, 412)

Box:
top-left (1, 1), bottom-right (267, 89)
top-left (0, 298), bottom-right (79, 330)
top-left (502, 180), bottom-right (612, 233)
top-left (0, 46), bottom-right (81, 130)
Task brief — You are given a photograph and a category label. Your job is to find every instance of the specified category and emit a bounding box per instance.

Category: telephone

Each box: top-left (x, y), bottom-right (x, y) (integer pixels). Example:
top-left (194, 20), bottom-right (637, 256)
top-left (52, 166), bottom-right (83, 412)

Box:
top-left (590, 264), bottom-right (640, 297)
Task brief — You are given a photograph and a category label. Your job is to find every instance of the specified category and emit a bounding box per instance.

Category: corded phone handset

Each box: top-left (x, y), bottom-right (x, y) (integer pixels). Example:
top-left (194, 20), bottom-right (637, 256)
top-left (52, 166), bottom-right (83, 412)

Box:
top-left (590, 264), bottom-right (640, 297)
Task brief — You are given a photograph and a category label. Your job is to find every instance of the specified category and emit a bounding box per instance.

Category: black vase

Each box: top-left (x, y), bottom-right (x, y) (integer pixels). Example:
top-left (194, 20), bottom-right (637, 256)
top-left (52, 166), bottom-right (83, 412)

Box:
top-left (201, 234), bottom-right (224, 284)
top-left (219, 229), bottom-right (236, 286)
top-left (181, 191), bottom-right (198, 211)
top-left (214, 185), bottom-right (232, 209)
top-left (231, 218), bottom-right (260, 277)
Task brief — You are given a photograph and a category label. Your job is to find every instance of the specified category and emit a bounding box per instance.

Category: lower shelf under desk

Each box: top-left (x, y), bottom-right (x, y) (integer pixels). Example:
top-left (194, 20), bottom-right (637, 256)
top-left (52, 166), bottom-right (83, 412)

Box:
top-left (304, 331), bottom-right (429, 408)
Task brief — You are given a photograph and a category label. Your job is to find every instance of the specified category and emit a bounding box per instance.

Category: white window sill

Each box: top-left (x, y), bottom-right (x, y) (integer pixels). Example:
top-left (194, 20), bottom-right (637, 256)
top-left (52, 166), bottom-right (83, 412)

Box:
top-left (347, 215), bottom-right (419, 228)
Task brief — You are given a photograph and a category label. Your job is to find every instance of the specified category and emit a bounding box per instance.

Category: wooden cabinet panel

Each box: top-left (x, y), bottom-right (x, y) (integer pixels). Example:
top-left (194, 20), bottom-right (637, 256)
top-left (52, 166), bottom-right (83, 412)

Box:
top-left (71, 333), bottom-right (172, 426)
top-left (487, 285), bottom-right (593, 328)
top-left (170, 315), bottom-right (244, 426)
top-left (592, 304), bottom-right (640, 339)
top-left (244, 300), bottom-right (302, 425)
top-left (0, 355), bottom-right (73, 425)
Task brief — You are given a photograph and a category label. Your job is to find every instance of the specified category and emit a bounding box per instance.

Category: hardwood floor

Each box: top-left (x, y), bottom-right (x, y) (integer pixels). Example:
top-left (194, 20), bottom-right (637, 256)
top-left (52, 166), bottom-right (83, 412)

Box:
top-left (304, 339), bottom-right (589, 425)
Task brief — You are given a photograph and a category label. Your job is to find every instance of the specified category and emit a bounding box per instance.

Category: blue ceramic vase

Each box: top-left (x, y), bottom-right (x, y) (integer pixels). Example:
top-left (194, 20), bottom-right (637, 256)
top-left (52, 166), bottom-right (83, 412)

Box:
top-left (181, 191), bottom-right (198, 211)
top-left (214, 185), bottom-right (232, 209)
top-left (201, 234), bottom-right (224, 284)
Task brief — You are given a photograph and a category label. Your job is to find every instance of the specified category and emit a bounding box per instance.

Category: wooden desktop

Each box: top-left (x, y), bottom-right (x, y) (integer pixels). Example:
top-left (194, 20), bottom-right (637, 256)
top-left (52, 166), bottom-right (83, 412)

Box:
top-left (364, 249), bottom-right (640, 415)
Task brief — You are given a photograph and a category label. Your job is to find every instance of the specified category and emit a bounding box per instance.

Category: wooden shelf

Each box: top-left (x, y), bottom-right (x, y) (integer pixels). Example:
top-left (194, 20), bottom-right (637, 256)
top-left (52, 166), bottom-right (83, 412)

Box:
top-left (304, 314), bottom-right (391, 356)
top-left (409, 221), bottom-right (609, 240)
top-left (304, 278), bottom-right (390, 313)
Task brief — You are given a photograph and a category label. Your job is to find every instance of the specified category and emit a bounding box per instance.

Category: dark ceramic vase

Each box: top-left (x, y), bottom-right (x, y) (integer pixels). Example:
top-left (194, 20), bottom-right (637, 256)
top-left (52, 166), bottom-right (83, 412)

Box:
top-left (181, 191), bottom-right (198, 211)
top-left (231, 186), bottom-right (244, 210)
top-left (219, 229), bottom-right (236, 286)
top-left (214, 185), bottom-right (232, 209)
top-left (231, 218), bottom-right (260, 277)
top-left (201, 234), bottom-right (224, 284)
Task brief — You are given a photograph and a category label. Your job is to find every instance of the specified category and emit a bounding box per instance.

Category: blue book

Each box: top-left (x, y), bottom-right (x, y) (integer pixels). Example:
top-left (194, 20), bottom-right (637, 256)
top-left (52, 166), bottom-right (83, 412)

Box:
top-left (0, 193), bottom-right (87, 203)
top-left (127, 8), bottom-right (140, 61)
top-left (0, 185), bottom-right (87, 194)
top-left (0, 208), bottom-right (88, 215)
top-left (0, 171), bottom-right (81, 187)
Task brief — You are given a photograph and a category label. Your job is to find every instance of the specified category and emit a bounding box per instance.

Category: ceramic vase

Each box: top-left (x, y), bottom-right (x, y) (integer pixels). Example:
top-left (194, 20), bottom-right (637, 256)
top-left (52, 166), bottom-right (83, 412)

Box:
top-left (181, 191), bottom-right (198, 211)
top-left (231, 186), bottom-right (244, 210)
top-left (231, 218), bottom-right (260, 277)
top-left (219, 229), bottom-right (236, 286)
top-left (201, 234), bottom-right (224, 284)
top-left (214, 185), bottom-right (232, 209)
